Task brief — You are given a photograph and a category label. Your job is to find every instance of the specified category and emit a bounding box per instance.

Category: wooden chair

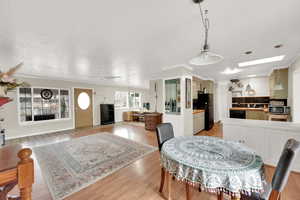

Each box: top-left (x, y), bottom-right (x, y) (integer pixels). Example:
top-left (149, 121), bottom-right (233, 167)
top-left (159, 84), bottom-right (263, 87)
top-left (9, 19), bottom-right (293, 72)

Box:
top-left (0, 148), bottom-right (34, 200)
top-left (241, 138), bottom-right (300, 200)
top-left (156, 123), bottom-right (180, 199)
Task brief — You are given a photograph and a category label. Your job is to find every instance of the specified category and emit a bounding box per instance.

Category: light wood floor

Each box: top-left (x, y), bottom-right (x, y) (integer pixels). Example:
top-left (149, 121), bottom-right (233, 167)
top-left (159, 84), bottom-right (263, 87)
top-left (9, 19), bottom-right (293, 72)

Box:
top-left (6, 122), bottom-right (300, 200)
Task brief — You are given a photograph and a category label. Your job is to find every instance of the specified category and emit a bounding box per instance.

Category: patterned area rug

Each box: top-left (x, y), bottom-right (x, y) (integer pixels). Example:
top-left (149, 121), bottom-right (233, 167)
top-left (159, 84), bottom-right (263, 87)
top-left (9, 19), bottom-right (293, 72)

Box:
top-left (34, 133), bottom-right (157, 200)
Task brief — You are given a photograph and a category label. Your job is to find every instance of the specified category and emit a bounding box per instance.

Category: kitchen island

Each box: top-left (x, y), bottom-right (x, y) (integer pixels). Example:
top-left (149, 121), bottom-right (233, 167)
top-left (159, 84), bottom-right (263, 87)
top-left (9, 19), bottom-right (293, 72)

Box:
top-left (223, 118), bottom-right (300, 172)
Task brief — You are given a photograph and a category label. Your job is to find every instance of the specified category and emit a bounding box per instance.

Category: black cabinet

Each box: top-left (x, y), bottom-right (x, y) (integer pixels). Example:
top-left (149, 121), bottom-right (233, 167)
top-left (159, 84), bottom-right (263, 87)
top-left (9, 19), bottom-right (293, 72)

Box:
top-left (100, 104), bottom-right (115, 125)
top-left (34, 114), bottom-right (55, 121)
top-left (230, 110), bottom-right (246, 119)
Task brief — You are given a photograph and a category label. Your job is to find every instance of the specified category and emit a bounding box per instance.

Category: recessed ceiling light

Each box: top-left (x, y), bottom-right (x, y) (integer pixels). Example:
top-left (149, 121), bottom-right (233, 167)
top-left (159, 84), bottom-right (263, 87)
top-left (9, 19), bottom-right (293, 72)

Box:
top-left (238, 55), bottom-right (285, 67)
top-left (221, 68), bottom-right (242, 75)
top-left (245, 51), bottom-right (253, 55)
top-left (247, 75), bottom-right (257, 78)
top-left (274, 44), bottom-right (283, 48)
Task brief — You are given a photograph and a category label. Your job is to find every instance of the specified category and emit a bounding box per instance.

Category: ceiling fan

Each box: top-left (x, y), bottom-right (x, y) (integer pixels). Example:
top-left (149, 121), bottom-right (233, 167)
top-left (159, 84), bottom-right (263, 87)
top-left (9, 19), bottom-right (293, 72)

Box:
top-left (189, 0), bottom-right (223, 66)
top-left (0, 62), bottom-right (23, 82)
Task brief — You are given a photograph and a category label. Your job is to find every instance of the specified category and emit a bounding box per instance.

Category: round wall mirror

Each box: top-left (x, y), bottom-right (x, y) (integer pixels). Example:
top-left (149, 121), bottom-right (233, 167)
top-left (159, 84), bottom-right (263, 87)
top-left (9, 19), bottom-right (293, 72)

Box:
top-left (78, 92), bottom-right (90, 110)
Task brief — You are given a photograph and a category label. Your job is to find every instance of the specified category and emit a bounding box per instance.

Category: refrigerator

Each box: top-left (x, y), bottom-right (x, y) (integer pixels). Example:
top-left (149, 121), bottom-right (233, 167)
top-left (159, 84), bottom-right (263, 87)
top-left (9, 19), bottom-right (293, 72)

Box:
top-left (197, 93), bottom-right (214, 131)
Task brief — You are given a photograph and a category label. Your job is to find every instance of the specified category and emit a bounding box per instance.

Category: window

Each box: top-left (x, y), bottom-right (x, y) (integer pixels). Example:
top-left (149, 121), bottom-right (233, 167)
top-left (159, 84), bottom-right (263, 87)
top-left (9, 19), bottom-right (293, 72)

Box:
top-left (129, 92), bottom-right (141, 109)
top-left (19, 88), bottom-right (32, 122)
top-left (114, 91), bottom-right (142, 109)
top-left (19, 87), bottom-right (70, 123)
top-left (60, 90), bottom-right (70, 118)
top-left (77, 92), bottom-right (90, 110)
top-left (114, 91), bottom-right (128, 109)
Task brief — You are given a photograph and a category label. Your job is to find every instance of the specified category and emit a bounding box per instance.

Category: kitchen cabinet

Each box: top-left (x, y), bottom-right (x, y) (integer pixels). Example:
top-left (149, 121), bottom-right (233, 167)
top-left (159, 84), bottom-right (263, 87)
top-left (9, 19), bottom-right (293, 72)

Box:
top-left (230, 110), bottom-right (246, 119)
top-left (223, 119), bottom-right (300, 172)
top-left (192, 78), bottom-right (214, 99)
top-left (206, 80), bottom-right (214, 94)
top-left (246, 110), bottom-right (268, 120)
top-left (192, 81), bottom-right (200, 99)
top-left (193, 112), bottom-right (205, 134)
top-left (269, 68), bottom-right (288, 99)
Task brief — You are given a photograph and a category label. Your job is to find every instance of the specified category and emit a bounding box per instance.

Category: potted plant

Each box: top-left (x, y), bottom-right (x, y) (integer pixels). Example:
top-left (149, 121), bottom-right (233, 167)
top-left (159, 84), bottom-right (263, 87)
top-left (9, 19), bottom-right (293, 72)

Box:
top-left (0, 62), bottom-right (27, 146)
top-left (0, 62), bottom-right (27, 98)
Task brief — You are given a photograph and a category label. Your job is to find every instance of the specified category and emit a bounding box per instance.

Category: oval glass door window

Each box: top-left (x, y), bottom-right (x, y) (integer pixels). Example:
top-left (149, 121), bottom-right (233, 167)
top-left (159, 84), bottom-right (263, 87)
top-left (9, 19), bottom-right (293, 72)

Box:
top-left (78, 92), bottom-right (90, 110)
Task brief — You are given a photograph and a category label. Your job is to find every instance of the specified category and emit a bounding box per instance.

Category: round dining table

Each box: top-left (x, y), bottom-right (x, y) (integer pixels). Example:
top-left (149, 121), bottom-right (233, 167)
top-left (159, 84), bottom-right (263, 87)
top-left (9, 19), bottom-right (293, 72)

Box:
top-left (160, 136), bottom-right (266, 200)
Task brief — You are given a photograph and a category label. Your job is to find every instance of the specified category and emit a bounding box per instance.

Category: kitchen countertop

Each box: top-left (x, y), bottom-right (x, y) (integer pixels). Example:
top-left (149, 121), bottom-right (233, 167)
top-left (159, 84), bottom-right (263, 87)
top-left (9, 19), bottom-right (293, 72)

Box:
top-left (230, 107), bottom-right (269, 112)
top-left (193, 109), bottom-right (205, 114)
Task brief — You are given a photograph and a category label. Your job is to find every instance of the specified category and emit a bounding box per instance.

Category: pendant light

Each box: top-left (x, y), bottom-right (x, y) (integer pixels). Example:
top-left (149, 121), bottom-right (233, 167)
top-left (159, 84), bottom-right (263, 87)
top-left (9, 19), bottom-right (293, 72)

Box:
top-left (273, 69), bottom-right (284, 90)
top-left (189, 0), bottom-right (223, 66)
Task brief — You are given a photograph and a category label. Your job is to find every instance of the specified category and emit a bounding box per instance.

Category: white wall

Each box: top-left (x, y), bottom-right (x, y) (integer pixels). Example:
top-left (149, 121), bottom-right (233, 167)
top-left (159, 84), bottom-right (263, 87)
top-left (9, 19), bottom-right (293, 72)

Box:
top-left (149, 80), bottom-right (164, 113)
top-left (290, 57), bottom-right (300, 122)
top-left (160, 73), bottom-right (193, 137)
top-left (3, 77), bottom-right (150, 139)
top-left (294, 72), bottom-right (300, 122)
top-left (215, 81), bottom-right (232, 121)
top-left (183, 75), bottom-right (193, 136)
top-left (233, 76), bottom-right (270, 97)
top-left (162, 76), bottom-right (185, 137)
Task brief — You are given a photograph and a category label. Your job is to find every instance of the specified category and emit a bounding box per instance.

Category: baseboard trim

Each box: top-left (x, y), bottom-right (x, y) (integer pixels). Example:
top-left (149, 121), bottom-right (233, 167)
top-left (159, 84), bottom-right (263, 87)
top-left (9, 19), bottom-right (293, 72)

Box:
top-left (264, 163), bottom-right (300, 174)
top-left (6, 127), bottom-right (74, 140)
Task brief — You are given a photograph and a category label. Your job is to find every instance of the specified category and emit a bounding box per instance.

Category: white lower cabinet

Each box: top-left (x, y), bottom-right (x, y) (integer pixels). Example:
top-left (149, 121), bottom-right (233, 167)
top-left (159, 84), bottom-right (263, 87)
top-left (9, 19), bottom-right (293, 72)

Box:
top-left (193, 112), bottom-right (205, 134)
top-left (223, 119), bottom-right (300, 172)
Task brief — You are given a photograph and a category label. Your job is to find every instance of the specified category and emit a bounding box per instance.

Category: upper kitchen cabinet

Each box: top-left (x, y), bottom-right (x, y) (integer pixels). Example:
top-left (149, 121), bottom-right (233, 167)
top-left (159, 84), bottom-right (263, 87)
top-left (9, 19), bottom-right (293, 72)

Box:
top-left (192, 77), bottom-right (214, 99)
top-left (269, 68), bottom-right (289, 99)
top-left (206, 80), bottom-right (214, 94)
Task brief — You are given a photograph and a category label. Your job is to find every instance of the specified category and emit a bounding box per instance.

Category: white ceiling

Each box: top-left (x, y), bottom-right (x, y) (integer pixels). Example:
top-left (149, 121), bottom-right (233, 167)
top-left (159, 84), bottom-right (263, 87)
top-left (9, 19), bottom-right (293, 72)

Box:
top-left (0, 0), bottom-right (300, 88)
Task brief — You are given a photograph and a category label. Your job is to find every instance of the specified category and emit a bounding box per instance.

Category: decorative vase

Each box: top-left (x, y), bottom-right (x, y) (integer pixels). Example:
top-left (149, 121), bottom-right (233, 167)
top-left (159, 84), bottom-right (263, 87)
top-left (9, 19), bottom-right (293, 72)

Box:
top-left (0, 86), bottom-right (8, 97)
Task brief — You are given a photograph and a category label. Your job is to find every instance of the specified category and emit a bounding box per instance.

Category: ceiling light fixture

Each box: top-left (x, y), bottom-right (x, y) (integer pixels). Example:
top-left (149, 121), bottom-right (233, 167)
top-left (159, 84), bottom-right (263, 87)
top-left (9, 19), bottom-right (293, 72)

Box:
top-left (238, 55), bottom-right (285, 67)
top-left (189, 0), bottom-right (223, 66)
top-left (102, 75), bottom-right (121, 80)
top-left (247, 75), bottom-right (257, 78)
top-left (221, 68), bottom-right (242, 75)
top-left (274, 44), bottom-right (283, 49)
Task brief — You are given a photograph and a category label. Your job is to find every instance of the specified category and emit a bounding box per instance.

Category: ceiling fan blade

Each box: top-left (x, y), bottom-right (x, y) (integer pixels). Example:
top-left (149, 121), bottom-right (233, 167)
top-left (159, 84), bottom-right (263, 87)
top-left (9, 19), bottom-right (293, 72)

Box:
top-left (6, 62), bottom-right (24, 76)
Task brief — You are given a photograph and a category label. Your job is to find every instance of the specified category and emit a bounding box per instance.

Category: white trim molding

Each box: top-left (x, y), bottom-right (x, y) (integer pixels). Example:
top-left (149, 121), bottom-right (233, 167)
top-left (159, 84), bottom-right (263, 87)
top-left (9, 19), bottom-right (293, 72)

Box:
top-left (6, 127), bottom-right (74, 140)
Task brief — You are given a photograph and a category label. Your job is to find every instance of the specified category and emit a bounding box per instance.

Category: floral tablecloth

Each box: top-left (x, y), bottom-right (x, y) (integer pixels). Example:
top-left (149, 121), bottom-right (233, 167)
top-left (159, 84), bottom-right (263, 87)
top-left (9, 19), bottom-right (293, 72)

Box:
top-left (161, 136), bottom-right (266, 197)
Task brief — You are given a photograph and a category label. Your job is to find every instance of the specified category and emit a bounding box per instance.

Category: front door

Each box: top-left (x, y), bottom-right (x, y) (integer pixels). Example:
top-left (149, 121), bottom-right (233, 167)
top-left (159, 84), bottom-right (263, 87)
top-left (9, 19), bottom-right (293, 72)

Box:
top-left (74, 88), bottom-right (93, 128)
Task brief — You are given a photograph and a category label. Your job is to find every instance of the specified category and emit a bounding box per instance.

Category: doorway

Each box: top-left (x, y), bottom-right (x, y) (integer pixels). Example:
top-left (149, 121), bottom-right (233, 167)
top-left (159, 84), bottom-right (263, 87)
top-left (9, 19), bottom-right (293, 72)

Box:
top-left (74, 88), bottom-right (93, 128)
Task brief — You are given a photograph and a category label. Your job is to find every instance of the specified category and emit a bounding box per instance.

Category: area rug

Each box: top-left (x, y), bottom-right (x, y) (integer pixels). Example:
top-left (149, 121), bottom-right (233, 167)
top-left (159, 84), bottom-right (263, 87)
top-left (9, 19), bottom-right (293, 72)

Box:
top-left (34, 133), bottom-right (157, 200)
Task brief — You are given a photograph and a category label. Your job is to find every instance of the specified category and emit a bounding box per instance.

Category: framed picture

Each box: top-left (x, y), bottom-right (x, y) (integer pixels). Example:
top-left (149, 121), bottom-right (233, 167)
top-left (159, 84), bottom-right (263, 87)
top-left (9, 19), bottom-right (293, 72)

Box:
top-left (185, 78), bottom-right (191, 109)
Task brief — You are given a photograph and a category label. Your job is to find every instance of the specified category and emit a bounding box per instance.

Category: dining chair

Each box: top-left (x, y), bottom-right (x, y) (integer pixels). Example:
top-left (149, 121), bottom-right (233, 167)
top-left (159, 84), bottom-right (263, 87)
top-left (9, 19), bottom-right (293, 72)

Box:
top-left (156, 123), bottom-right (174, 152)
top-left (241, 138), bottom-right (300, 200)
top-left (156, 123), bottom-right (175, 198)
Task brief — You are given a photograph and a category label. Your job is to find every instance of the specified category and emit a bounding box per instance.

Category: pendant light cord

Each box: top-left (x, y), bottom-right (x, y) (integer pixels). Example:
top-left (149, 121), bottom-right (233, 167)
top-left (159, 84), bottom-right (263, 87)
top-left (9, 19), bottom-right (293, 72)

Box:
top-left (198, 3), bottom-right (210, 50)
